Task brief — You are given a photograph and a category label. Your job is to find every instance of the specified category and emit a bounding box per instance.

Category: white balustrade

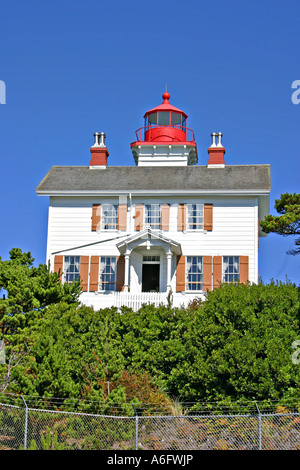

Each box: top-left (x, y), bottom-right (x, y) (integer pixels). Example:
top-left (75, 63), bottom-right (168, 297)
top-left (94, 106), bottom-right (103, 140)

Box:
top-left (80, 291), bottom-right (201, 311)
top-left (82, 292), bottom-right (169, 311)
top-left (114, 292), bottom-right (168, 310)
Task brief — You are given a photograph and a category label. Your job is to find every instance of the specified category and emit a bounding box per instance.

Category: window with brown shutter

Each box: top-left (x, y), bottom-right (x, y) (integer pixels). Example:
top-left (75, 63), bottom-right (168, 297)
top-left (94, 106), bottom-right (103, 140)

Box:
top-left (161, 204), bottom-right (170, 231)
top-left (176, 255), bottom-right (186, 292)
top-left (116, 255), bottom-right (125, 291)
top-left (213, 256), bottom-right (222, 289)
top-left (222, 256), bottom-right (248, 284)
top-left (203, 256), bottom-right (213, 291)
top-left (204, 203), bottom-right (213, 231)
top-left (102, 204), bottom-right (118, 230)
top-left (80, 256), bottom-right (89, 292)
top-left (135, 204), bottom-right (144, 231)
top-left (177, 204), bottom-right (186, 231)
top-left (92, 204), bottom-right (101, 231)
top-left (89, 256), bottom-right (99, 291)
top-left (118, 204), bottom-right (127, 231)
top-left (54, 255), bottom-right (63, 283)
top-left (239, 256), bottom-right (249, 284)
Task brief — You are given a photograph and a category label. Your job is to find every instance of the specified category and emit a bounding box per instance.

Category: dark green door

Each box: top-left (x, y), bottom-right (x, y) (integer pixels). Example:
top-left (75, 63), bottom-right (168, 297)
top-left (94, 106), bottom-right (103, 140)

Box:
top-left (142, 264), bottom-right (160, 292)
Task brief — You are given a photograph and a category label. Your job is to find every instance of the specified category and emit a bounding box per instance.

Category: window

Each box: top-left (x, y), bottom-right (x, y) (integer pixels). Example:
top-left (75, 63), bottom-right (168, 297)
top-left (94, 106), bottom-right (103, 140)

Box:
top-left (158, 111), bottom-right (169, 126)
top-left (223, 256), bottom-right (240, 283)
top-left (101, 204), bottom-right (118, 230)
top-left (143, 256), bottom-right (160, 263)
top-left (186, 256), bottom-right (203, 291)
top-left (145, 204), bottom-right (161, 230)
top-left (171, 112), bottom-right (181, 126)
top-left (187, 204), bottom-right (204, 230)
top-left (99, 257), bottom-right (117, 291)
top-left (147, 112), bottom-right (157, 126)
top-left (64, 256), bottom-right (80, 283)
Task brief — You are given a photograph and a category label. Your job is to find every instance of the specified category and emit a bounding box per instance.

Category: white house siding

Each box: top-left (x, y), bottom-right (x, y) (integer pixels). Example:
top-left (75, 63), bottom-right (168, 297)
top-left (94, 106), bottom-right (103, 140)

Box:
top-left (47, 196), bottom-right (123, 263)
top-left (47, 195), bottom-right (258, 308)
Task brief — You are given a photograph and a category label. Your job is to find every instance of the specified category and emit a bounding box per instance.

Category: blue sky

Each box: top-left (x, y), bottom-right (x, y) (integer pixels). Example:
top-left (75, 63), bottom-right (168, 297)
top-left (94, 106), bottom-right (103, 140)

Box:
top-left (0, 0), bottom-right (299, 284)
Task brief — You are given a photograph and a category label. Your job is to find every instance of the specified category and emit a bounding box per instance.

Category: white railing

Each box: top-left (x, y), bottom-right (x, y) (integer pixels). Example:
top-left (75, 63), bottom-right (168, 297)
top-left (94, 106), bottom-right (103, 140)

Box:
top-left (82, 292), bottom-right (169, 311)
top-left (80, 291), bottom-right (204, 311)
top-left (114, 292), bottom-right (168, 310)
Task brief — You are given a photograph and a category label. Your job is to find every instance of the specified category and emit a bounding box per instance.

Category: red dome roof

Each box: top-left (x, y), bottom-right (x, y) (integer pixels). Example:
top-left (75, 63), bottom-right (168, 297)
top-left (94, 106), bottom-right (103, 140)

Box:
top-left (144, 92), bottom-right (188, 118)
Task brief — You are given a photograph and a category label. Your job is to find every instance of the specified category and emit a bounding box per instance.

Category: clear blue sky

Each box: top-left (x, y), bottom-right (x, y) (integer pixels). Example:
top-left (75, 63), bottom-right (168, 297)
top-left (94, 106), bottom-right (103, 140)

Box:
top-left (0, 0), bottom-right (299, 284)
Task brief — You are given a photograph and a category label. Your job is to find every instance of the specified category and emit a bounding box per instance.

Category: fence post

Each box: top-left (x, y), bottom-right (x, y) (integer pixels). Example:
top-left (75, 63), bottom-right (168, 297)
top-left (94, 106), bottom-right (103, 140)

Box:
top-left (21, 395), bottom-right (28, 450)
top-left (132, 405), bottom-right (138, 450)
top-left (255, 401), bottom-right (262, 450)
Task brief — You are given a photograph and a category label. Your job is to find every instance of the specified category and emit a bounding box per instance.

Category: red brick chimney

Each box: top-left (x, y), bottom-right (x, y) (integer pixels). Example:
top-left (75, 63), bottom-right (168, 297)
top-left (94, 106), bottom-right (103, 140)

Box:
top-left (90, 132), bottom-right (109, 167)
top-left (207, 132), bottom-right (225, 166)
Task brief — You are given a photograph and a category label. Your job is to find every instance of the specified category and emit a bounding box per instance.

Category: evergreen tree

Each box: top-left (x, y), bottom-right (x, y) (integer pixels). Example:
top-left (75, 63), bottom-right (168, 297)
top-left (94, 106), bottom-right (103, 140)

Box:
top-left (260, 193), bottom-right (300, 255)
top-left (0, 248), bottom-right (81, 336)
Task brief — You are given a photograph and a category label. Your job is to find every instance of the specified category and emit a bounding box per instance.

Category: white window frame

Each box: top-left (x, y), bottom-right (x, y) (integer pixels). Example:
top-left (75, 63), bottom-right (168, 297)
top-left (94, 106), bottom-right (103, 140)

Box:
top-left (99, 256), bottom-right (117, 291)
top-left (144, 204), bottom-right (161, 230)
top-left (186, 203), bottom-right (204, 231)
top-left (223, 256), bottom-right (240, 283)
top-left (186, 256), bottom-right (203, 291)
top-left (143, 256), bottom-right (160, 263)
top-left (101, 203), bottom-right (118, 231)
top-left (64, 256), bottom-right (80, 284)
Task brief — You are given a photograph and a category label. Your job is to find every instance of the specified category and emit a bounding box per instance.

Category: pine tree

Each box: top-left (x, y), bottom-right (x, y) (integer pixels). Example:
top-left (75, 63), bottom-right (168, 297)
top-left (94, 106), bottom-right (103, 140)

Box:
top-left (260, 193), bottom-right (300, 255)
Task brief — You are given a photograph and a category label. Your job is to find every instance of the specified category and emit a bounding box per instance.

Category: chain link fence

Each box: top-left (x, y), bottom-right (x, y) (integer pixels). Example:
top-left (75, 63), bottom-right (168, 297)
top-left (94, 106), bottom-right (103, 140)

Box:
top-left (1, 398), bottom-right (300, 450)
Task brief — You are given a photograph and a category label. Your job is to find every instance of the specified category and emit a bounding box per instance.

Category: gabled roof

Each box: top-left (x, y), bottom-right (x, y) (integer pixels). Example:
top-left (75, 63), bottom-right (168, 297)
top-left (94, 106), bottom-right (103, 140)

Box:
top-left (116, 228), bottom-right (182, 255)
top-left (36, 164), bottom-right (271, 195)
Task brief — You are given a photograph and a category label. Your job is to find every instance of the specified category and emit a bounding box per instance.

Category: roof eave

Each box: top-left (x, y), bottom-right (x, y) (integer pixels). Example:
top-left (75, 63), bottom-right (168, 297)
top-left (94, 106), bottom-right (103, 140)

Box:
top-left (36, 189), bottom-right (271, 197)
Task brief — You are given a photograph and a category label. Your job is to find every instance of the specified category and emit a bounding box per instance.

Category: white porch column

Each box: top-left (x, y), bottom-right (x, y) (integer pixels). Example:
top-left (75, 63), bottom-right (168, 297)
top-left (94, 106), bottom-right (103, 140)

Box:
top-left (124, 249), bottom-right (131, 292)
top-left (166, 247), bottom-right (173, 293)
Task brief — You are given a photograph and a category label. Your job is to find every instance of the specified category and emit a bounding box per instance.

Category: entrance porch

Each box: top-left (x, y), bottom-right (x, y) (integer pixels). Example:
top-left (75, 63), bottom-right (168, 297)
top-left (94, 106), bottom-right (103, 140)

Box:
top-left (116, 228), bottom-right (182, 294)
top-left (79, 228), bottom-right (207, 311)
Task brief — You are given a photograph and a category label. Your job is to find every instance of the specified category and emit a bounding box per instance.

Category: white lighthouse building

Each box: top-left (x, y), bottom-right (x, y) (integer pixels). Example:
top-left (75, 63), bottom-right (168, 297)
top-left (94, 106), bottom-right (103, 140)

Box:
top-left (36, 91), bottom-right (270, 310)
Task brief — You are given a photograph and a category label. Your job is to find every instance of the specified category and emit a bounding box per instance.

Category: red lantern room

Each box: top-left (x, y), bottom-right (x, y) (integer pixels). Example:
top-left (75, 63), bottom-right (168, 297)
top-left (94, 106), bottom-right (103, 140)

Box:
top-left (131, 91), bottom-right (198, 167)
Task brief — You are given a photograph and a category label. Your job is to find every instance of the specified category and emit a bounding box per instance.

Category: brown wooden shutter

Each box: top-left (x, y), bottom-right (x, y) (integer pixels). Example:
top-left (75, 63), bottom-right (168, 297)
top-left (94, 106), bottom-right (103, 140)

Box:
top-left (240, 256), bottom-right (249, 284)
top-left (135, 204), bottom-right (144, 231)
top-left (80, 256), bottom-right (89, 292)
top-left (92, 204), bottom-right (101, 231)
top-left (118, 204), bottom-right (127, 231)
top-left (116, 255), bottom-right (125, 292)
top-left (161, 204), bottom-right (170, 231)
top-left (54, 255), bottom-right (63, 283)
top-left (89, 256), bottom-right (99, 291)
top-left (213, 256), bottom-right (222, 289)
top-left (203, 256), bottom-right (212, 291)
top-left (178, 204), bottom-right (186, 231)
top-left (204, 203), bottom-right (213, 231)
top-left (176, 255), bottom-right (186, 292)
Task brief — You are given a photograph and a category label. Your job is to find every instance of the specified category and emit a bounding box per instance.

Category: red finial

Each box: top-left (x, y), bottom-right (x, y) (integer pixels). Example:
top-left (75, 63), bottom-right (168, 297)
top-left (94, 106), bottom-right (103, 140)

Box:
top-left (162, 91), bottom-right (170, 103)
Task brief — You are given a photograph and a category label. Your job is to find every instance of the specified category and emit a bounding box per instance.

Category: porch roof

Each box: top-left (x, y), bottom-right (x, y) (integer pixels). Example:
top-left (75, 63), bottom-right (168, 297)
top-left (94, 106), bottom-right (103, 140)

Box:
top-left (116, 228), bottom-right (182, 256)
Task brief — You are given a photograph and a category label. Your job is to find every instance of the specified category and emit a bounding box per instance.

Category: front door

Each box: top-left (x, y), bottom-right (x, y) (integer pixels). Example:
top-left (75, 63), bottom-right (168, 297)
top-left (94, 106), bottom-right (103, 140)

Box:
top-left (142, 263), bottom-right (160, 292)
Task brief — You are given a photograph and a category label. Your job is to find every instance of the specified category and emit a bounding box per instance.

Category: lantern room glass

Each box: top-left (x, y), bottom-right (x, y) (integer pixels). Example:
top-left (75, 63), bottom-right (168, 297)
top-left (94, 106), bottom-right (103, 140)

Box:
top-left (146, 111), bottom-right (186, 130)
top-left (147, 112), bottom-right (157, 126)
top-left (170, 112), bottom-right (181, 126)
top-left (157, 112), bottom-right (169, 126)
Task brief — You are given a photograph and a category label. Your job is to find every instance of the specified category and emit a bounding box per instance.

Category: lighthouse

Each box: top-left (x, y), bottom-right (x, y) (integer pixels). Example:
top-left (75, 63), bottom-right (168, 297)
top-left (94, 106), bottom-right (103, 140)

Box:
top-left (130, 91), bottom-right (198, 167)
top-left (36, 89), bottom-right (271, 310)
